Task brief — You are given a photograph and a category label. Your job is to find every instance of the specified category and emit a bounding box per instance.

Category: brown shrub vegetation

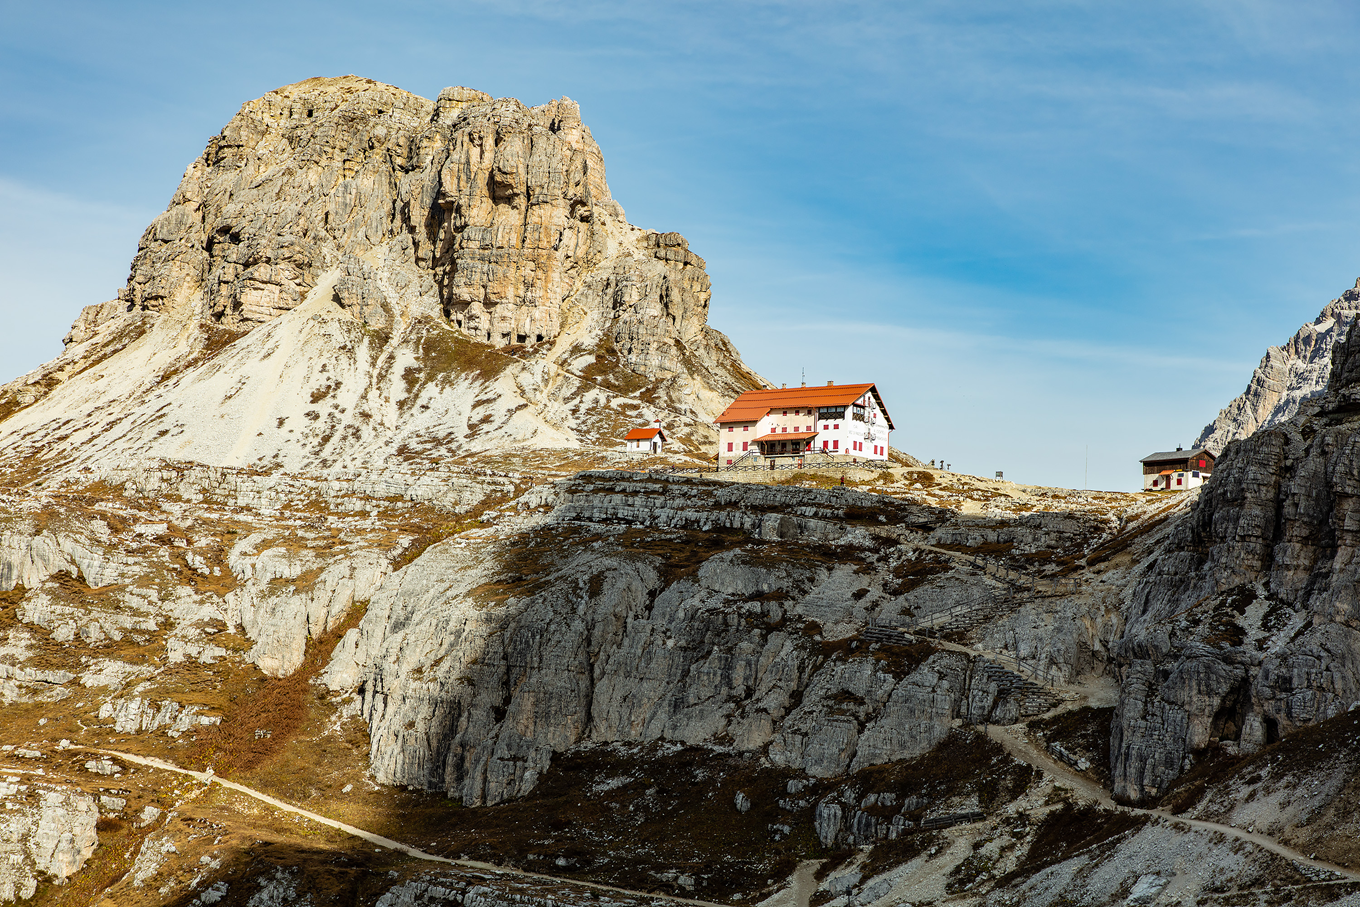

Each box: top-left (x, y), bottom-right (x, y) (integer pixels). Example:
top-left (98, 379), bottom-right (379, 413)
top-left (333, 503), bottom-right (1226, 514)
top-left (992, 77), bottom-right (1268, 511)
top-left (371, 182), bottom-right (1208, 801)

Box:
top-left (187, 605), bottom-right (366, 775)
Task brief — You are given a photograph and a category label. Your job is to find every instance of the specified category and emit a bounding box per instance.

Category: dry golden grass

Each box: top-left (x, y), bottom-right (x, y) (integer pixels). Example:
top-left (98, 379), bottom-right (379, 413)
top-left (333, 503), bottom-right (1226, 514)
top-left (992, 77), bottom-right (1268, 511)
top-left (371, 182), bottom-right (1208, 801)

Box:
top-left (187, 605), bottom-right (366, 776)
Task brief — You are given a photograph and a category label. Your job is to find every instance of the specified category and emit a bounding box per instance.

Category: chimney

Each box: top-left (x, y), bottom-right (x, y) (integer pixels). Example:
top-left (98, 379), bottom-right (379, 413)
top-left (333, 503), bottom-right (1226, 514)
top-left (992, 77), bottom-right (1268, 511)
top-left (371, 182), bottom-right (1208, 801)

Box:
top-left (801, 380), bottom-right (806, 387)
top-left (1176, 446), bottom-right (1183, 451)
top-left (827, 380), bottom-right (834, 386)
top-left (781, 383), bottom-right (787, 388)
top-left (654, 419), bottom-right (661, 428)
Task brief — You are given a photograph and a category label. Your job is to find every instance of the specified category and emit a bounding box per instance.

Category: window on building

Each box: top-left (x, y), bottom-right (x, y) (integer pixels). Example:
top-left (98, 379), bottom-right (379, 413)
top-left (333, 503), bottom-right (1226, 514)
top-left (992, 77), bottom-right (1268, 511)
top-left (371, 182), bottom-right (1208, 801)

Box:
top-left (727, 459), bottom-right (733, 465)
top-left (1192, 471), bottom-right (1199, 478)
top-left (742, 442), bottom-right (748, 451)
top-left (728, 426), bottom-right (733, 432)
top-left (727, 442), bottom-right (733, 452)
top-left (1177, 478), bottom-right (1183, 486)
top-left (783, 410), bottom-right (788, 416)
top-left (822, 440), bottom-right (828, 450)
top-left (833, 423), bottom-right (839, 430)
top-left (833, 440), bottom-right (839, 450)
top-left (743, 425), bottom-right (749, 431)
top-left (1199, 459), bottom-right (1206, 467)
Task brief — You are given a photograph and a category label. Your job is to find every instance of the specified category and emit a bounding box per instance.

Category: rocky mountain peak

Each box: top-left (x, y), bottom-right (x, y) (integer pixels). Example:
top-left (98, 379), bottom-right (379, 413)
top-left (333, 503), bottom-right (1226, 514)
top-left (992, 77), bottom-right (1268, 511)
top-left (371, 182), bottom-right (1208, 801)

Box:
top-left (1194, 278), bottom-right (1360, 454)
top-left (0, 76), bottom-right (764, 478)
top-left (1326, 295), bottom-right (1360, 392)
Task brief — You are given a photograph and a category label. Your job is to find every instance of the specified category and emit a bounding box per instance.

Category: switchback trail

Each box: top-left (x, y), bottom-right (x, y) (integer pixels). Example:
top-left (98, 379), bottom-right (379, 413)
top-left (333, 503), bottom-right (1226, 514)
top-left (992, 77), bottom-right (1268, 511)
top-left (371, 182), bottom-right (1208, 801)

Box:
top-left (982, 726), bottom-right (1360, 882)
top-left (889, 627), bottom-right (1360, 884)
top-left (81, 748), bottom-right (732, 907)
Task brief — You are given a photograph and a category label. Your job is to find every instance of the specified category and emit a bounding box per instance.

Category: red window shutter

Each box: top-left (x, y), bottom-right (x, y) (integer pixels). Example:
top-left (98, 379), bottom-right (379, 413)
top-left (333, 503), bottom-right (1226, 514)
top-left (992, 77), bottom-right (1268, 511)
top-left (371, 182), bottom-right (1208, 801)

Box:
top-left (834, 423), bottom-right (839, 430)
top-left (742, 441), bottom-right (748, 451)
top-left (727, 459), bottom-right (733, 465)
top-left (833, 440), bottom-right (839, 450)
top-left (1199, 459), bottom-right (1205, 467)
top-left (727, 442), bottom-right (733, 452)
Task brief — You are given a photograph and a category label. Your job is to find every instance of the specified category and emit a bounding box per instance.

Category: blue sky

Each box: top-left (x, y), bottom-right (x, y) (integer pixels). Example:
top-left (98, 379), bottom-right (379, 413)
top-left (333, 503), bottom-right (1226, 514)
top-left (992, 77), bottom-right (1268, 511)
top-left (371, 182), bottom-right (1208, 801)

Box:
top-left (3, 1), bottom-right (1360, 490)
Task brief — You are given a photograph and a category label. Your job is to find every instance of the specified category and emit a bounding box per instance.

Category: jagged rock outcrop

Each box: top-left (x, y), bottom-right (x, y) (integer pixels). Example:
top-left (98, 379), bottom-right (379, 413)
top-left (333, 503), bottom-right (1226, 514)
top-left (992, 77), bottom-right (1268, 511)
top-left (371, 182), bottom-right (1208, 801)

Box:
top-left (1113, 318), bottom-right (1360, 803)
top-left (1195, 279), bottom-right (1360, 454)
top-left (0, 76), bottom-right (764, 479)
top-left (324, 473), bottom-right (1056, 805)
top-left (98, 697), bottom-right (221, 736)
top-left (0, 782), bottom-right (99, 901)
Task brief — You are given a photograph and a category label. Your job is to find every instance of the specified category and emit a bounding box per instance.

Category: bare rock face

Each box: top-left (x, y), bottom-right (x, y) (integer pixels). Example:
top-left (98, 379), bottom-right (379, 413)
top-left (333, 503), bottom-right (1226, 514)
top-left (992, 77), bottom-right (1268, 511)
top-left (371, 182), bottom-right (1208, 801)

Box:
top-left (1194, 280), bottom-right (1360, 454)
top-left (0, 782), bottom-right (99, 900)
top-left (1112, 318), bottom-right (1360, 803)
top-left (324, 473), bottom-right (1046, 805)
top-left (0, 76), bottom-right (763, 478)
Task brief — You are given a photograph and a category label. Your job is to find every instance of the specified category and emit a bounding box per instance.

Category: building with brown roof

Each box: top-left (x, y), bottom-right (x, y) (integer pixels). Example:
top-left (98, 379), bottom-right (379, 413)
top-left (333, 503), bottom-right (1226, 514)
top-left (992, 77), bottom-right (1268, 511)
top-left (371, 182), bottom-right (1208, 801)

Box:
top-left (714, 382), bottom-right (893, 466)
top-left (1139, 446), bottom-right (1215, 490)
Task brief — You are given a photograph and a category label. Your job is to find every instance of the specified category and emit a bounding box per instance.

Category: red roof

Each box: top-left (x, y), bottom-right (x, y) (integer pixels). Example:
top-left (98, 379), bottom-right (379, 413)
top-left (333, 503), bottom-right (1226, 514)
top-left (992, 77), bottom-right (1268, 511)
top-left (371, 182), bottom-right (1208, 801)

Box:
top-left (715, 384), bottom-right (894, 429)
top-left (624, 427), bottom-right (664, 440)
top-left (754, 431), bottom-right (819, 442)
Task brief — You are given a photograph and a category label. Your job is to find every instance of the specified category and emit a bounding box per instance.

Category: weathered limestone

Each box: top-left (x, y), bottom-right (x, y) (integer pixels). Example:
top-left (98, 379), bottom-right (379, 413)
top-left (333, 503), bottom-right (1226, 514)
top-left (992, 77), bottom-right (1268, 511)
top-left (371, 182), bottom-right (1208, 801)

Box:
top-left (1195, 279), bottom-right (1360, 454)
top-left (1113, 318), bottom-right (1360, 802)
top-left (0, 76), bottom-right (764, 479)
top-left (323, 472), bottom-right (1049, 805)
top-left (97, 697), bottom-right (221, 736)
top-left (0, 784), bottom-right (99, 901)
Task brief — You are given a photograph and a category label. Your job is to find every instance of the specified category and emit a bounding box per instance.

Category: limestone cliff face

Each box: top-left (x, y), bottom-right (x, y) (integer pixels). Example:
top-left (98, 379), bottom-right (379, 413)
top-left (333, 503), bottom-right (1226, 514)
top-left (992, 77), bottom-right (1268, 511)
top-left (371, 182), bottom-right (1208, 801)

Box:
top-left (322, 473), bottom-right (1058, 806)
top-left (1194, 280), bottom-right (1360, 454)
top-left (0, 76), bottom-right (763, 477)
top-left (1112, 318), bottom-right (1360, 803)
top-left (121, 76), bottom-right (725, 373)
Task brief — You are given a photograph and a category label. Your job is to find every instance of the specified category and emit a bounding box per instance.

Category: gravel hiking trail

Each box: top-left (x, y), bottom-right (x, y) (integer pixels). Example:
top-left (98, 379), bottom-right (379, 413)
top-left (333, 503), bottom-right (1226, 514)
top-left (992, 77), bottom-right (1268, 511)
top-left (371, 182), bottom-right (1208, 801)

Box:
top-left (82, 748), bottom-right (732, 907)
top-left (983, 725), bottom-right (1360, 882)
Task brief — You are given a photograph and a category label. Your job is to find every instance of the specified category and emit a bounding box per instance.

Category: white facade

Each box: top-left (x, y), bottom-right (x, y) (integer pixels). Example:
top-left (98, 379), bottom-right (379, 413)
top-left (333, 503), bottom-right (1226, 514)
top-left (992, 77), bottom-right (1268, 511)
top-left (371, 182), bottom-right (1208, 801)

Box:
top-left (625, 429), bottom-right (665, 454)
top-left (1145, 469), bottom-right (1209, 491)
top-left (809, 391), bottom-right (891, 460)
top-left (718, 389), bottom-right (892, 465)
